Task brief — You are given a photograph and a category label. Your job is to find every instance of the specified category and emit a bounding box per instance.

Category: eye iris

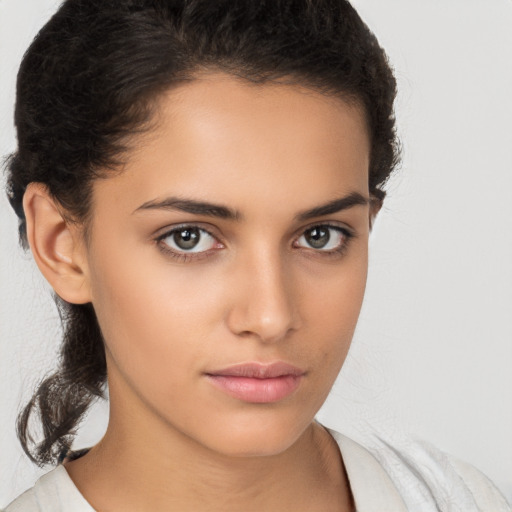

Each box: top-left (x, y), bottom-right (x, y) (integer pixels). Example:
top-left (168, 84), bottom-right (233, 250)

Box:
top-left (173, 228), bottom-right (200, 250)
top-left (306, 227), bottom-right (330, 249)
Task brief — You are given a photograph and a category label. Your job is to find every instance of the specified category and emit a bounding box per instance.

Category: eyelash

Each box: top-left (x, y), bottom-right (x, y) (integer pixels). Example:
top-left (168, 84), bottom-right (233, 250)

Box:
top-left (294, 224), bottom-right (355, 259)
top-left (155, 223), bottom-right (355, 263)
top-left (155, 225), bottom-right (221, 263)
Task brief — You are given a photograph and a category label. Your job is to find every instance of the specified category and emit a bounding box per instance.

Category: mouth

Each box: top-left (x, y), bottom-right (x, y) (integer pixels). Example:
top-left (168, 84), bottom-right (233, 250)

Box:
top-left (205, 362), bottom-right (305, 403)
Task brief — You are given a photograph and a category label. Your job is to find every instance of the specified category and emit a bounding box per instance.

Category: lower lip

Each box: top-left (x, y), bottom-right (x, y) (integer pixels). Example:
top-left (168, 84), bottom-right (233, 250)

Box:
top-left (206, 375), bottom-right (303, 403)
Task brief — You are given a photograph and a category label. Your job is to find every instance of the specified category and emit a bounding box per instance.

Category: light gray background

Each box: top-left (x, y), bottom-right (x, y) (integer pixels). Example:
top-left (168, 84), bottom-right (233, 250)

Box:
top-left (1, 0), bottom-right (511, 506)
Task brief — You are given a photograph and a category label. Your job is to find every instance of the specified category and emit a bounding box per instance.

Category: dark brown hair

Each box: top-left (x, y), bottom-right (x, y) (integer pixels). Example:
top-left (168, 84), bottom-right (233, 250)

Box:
top-left (5, 0), bottom-right (399, 466)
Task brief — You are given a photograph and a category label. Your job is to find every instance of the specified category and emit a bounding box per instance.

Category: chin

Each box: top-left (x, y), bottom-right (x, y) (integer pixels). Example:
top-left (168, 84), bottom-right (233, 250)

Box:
top-left (194, 409), bottom-right (313, 459)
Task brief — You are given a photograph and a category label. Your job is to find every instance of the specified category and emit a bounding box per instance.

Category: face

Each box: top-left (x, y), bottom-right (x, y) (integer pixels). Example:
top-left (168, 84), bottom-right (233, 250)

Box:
top-left (82, 74), bottom-right (372, 458)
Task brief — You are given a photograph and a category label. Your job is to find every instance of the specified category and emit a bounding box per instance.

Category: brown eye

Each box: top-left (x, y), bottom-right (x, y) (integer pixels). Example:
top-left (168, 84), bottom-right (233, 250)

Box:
top-left (173, 228), bottom-right (200, 250)
top-left (160, 226), bottom-right (218, 253)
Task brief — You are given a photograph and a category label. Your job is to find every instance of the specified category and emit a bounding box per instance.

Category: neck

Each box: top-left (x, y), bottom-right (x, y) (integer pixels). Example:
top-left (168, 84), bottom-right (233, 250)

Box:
top-left (64, 376), bottom-right (353, 511)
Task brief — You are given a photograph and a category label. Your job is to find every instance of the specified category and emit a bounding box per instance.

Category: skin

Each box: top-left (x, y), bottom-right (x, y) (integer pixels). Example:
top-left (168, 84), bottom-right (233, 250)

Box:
top-left (24, 73), bottom-right (375, 511)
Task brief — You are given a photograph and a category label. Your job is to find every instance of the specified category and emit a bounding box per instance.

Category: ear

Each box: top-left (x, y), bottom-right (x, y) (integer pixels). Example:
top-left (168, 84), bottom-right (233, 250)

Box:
top-left (23, 183), bottom-right (92, 304)
top-left (369, 196), bottom-right (382, 230)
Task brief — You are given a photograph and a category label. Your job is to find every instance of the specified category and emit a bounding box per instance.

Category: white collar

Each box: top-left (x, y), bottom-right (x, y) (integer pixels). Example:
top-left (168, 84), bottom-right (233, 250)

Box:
top-left (328, 429), bottom-right (408, 511)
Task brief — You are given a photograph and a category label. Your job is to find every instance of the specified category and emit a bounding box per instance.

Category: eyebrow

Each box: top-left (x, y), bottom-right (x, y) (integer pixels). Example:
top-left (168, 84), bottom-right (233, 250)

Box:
top-left (295, 192), bottom-right (370, 221)
top-left (133, 192), bottom-right (369, 221)
top-left (133, 197), bottom-right (240, 220)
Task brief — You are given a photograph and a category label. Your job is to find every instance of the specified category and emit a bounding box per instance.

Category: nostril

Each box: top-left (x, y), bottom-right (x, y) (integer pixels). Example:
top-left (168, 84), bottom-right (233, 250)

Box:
top-left (224, 256), bottom-right (301, 342)
top-left (226, 302), bottom-right (299, 344)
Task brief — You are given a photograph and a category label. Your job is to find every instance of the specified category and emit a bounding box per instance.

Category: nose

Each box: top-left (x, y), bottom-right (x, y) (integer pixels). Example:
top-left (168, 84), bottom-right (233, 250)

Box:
top-left (225, 248), bottom-right (301, 344)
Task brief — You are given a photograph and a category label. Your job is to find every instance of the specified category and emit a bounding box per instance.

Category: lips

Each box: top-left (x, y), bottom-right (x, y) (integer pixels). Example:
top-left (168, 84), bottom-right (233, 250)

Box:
top-left (205, 362), bottom-right (305, 403)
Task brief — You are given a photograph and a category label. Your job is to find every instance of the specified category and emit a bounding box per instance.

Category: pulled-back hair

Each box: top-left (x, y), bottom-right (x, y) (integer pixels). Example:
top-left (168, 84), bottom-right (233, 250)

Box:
top-left (5, 0), bottom-right (399, 466)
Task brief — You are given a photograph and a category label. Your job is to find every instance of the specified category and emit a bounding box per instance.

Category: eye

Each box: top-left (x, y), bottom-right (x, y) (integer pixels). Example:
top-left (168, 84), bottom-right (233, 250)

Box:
top-left (295, 225), bottom-right (351, 252)
top-left (158, 226), bottom-right (220, 254)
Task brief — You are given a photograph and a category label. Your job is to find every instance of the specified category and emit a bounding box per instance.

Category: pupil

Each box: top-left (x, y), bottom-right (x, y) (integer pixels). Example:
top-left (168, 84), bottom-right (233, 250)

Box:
top-left (306, 227), bottom-right (330, 249)
top-left (174, 228), bottom-right (200, 250)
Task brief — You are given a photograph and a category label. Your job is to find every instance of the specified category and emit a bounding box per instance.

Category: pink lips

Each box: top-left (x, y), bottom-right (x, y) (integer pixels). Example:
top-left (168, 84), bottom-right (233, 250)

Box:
top-left (206, 362), bottom-right (305, 403)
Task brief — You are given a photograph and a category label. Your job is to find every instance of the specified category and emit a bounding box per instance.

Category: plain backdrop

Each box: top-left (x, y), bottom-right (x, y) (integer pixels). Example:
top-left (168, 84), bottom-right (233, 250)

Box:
top-left (1, 0), bottom-right (511, 506)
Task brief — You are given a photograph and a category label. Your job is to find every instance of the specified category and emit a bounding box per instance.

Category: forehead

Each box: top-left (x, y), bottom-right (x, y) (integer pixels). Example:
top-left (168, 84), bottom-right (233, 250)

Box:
top-left (92, 74), bottom-right (371, 220)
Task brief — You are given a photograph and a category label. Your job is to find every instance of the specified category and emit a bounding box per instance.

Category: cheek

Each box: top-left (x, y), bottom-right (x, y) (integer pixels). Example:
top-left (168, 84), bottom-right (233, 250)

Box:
top-left (87, 229), bottom-right (368, 401)
top-left (303, 244), bottom-right (368, 323)
top-left (299, 251), bottom-right (368, 370)
top-left (87, 242), bottom-right (222, 397)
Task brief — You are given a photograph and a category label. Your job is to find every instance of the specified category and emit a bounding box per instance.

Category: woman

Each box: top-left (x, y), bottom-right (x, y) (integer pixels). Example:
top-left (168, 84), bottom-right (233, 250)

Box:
top-left (2, 0), bottom-right (510, 510)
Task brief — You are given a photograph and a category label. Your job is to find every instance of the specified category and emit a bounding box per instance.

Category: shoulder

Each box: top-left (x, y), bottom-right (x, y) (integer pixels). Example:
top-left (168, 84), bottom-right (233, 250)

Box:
top-left (328, 428), bottom-right (511, 512)
top-left (4, 465), bottom-right (94, 512)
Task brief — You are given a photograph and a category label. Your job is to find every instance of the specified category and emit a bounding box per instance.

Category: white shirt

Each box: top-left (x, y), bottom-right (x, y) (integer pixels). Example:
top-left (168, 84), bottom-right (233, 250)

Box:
top-left (4, 430), bottom-right (510, 512)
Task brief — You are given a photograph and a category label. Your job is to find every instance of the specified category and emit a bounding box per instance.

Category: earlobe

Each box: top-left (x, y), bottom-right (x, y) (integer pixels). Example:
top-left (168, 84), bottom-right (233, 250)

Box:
top-left (23, 183), bottom-right (92, 304)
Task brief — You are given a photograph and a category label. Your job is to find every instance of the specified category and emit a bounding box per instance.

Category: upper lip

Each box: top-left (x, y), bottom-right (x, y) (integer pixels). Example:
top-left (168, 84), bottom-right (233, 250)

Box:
top-left (206, 362), bottom-right (305, 379)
